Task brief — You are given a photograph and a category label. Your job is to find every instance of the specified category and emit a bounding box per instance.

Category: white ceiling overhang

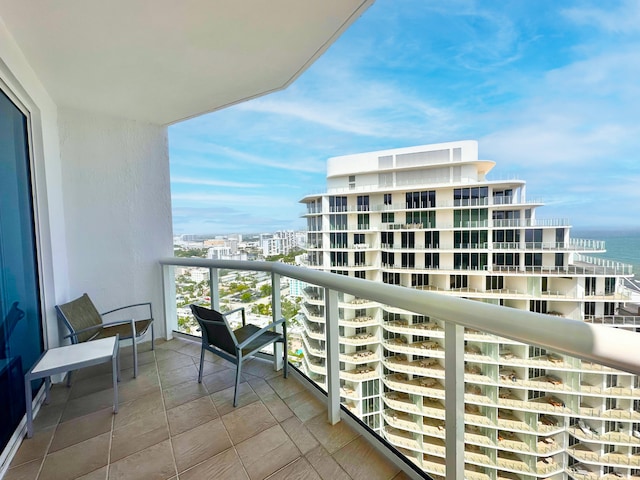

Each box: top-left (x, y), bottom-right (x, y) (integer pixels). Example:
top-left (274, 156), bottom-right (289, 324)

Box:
top-left (0, 0), bottom-right (373, 125)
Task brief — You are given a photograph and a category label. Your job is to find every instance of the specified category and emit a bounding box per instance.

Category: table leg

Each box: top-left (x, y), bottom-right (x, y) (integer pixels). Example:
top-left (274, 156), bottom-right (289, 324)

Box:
top-left (44, 377), bottom-right (51, 404)
top-left (112, 354), bottom-right (119, 414)
top-left (25, 376), bottom-right (33, 438)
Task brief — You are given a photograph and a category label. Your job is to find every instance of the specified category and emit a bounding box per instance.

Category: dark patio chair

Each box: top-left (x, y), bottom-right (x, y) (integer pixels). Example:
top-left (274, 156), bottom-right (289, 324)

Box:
top-left (190, 304), bottom-right (287, 406)
top-left (56, 293), bottom-right (154, 379)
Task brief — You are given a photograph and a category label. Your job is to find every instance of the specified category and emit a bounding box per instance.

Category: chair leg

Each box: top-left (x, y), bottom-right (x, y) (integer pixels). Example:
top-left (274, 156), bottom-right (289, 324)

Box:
top-left (151, 322), bottom-right (155, 351)
top-left (283, 339), bottom-right (288, 379)
top-left (234, 359), bottom-right (242, 407)
top-left (66, 370), bottom-right (73, 387)
top-left (132, 337), bottom-right (138, 378)
top-left (198, 347), bottom-right (205, 383)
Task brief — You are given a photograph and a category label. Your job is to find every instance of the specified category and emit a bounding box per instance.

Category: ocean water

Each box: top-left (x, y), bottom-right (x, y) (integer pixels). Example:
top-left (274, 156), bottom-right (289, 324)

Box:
top-left (572, 227), bottom-right (640, 278)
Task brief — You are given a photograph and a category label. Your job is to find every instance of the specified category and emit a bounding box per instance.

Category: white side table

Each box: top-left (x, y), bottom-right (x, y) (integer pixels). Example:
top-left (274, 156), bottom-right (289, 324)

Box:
top-left (24, 335), bottom-right (120, 438)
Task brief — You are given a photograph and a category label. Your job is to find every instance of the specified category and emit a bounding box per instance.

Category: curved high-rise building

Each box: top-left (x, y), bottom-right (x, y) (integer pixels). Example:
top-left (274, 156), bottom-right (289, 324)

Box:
top-left (299, 140), bottom-right (639, 480)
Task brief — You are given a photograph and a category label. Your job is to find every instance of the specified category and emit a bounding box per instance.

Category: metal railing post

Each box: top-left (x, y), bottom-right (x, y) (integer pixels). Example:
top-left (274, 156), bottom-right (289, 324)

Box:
top-left (161, 264), bottom-right (177, 340)
top-left (324, 287), bottom-right (341, 424)
top-left (209, 267), bottom-right (220, 310)
top-left (445, 322), bottom-right (464, 480)
top-left (272, 272), bottom-right (283, 371)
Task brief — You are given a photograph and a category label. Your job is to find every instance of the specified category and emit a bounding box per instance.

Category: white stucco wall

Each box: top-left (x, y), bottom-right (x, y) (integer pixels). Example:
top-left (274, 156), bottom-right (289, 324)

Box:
top-left (57, 108), bottom-right (173, 339)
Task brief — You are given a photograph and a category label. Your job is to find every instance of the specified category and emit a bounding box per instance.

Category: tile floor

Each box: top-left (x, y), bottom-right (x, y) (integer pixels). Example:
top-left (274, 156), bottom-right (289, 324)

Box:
top-left (5, 337), bottom-right (410, 480)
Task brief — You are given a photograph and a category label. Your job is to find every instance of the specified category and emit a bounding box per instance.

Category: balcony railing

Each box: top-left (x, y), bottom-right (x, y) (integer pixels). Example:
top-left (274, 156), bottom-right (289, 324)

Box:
top-left (160, 257), bottom-right (640, 480)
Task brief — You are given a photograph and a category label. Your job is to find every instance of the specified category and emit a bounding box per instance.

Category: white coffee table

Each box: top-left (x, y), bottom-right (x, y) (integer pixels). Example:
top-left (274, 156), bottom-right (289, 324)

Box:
top-left (24, 336), bottom-right (120, 438)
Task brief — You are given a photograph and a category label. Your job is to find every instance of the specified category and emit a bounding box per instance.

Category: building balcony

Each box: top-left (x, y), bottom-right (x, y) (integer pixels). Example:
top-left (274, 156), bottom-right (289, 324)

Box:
top-left (5, 337), bottom-right (403, 480)
top-left (153, 257), bottom-right (640, 480)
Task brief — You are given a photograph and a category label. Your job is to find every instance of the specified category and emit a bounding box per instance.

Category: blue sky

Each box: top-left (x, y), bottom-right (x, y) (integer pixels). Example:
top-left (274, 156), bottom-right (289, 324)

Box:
top-left (169, 0), bottom-right (640, 235)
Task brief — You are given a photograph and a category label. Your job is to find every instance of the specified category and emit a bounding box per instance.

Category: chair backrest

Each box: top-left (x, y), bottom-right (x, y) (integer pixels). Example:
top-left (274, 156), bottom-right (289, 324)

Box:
top-left (190, 305), bottom-right (237, 356)
top-left (56, 293), bottom-right (102, 343)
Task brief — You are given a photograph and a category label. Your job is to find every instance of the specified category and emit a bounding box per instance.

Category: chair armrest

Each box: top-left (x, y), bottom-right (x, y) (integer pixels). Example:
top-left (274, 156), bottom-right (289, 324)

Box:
top-left (223, 306), bottom-right (246, 326)
top-left (102, 302), bottom-right (152, 318)
top-left (237, 318), bottom-right (286, 350)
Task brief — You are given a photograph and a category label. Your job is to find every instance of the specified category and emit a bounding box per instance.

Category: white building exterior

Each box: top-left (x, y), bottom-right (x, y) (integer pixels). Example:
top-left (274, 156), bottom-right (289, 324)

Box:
top-left (300, 141), bottom-right (639, 480)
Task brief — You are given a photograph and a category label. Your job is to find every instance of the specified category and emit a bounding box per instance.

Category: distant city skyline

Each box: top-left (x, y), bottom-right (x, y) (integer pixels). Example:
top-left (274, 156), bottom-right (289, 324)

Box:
top-left (169, 0), bottom-right (640, 235)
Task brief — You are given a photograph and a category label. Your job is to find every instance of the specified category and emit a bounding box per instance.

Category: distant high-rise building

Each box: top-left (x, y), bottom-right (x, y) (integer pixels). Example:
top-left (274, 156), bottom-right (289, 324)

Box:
top-left (300, 140), bottom-right (638, 480)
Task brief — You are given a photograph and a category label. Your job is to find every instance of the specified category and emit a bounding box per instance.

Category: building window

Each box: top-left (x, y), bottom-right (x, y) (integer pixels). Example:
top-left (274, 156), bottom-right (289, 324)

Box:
top-left (381, 212), bottom-right (394, 223)
top-left (330, 232), bottom-right (347, 248)
top-left (425, 253), bottom-right (440, 268)
top-left (530, 300), bottom-right (547, 314)
top-left (425, 230), bottom-right (440, 247)
top-left (382, 252), bottom-right (395, 267)
top-left (401, 253), bottom-right (415, 268)
top-left (357, 214), bottom-right (369, 230)
top-left (383, 193), bottom-right (392, 205)
top-left (486, 276), bottom-right (504, 290)
top-left (584, 302), bottom-right (596, 316)
top-left (406, 190), bottom-right (436, 209)
top-left (354, 270), bottom-right (366, 279)
top-left (450, 275), bottom-right (468, 289)
top-left (605, 277), bottom-right (616, 295)
top-left (401, 231), bottom-right (415, 248)
top-left (381, 231), bottom-right (394, 247)
top-left (604, 302), bottom-right (616, 316)
top-left (453, 208), bottom-right (487, 228)
top-left (454, 187), bottom-right (488, 206)
top-left (383, 272), bottom-right (400, 285)
top-left (357, 195), bottom-right (369, 211)
top-left (329, 214), bottom-right (347, 230)
top-left (585, 277), bottom-right (596, 295)
top-left (412, 274), bottom-right (429, 287)
top-left (329, 196), bottom-right (347, 212)
top-left (354, 251), bottom-right (366, 266)
top-left (353, 233), bottom-right (365, 245)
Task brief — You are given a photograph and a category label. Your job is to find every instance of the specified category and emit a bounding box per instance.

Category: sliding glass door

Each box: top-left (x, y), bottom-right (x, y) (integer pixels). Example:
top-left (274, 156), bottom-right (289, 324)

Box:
top-left (0, 87), bottom-right (44, 450)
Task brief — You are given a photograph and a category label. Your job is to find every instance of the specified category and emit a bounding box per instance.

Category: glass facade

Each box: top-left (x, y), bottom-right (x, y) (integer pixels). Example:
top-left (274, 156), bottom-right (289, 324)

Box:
top-left (0, 89), bottom-right (44, 451)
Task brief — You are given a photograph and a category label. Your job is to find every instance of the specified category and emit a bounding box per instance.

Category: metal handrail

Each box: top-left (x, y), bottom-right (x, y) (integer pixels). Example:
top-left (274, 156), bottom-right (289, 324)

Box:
top-left (160, 257), bottom-right (640, 376)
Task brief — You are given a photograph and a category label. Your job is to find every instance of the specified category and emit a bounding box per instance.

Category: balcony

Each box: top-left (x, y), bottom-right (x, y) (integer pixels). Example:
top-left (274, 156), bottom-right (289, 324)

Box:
top-left (153, 257), bottom-right (640, 480)
top-left (5, 337), bottom-right (404, 480)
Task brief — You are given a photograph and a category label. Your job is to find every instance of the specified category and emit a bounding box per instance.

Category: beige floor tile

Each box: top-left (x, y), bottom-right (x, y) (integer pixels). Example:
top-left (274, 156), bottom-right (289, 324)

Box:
top-left (221, 401), bottom-right (277, 444)
top-left (241, 358), bottom-right (281, 379)
top-left (116, 372), bottom-right (161, 404)
top-left (283, 390), bottom-right (325, 423)
top-left (108, 439), bottom-right (176, 480)
top-left (171, 418), bottom-right (232, 473)
top-left (201, 368), bottom-right (240, 394)
top-left (162, 380), bottom-right (208, 410)
top-left (32, 403), bottom-right (65, 432)
top-left (69, 372), bottom-right (115, 399)
top-left (333, 436), bottom-right (400, 480)
top-left (261, 393), bottom-right (294, 422)
top-left (49, 407), bottom-right (114, 452)
top-left (266, 375), bottom-right (306, 399)
top-left (39, 432), bottom-right (110, 480)
top-left (176, 341), bottom-right (202, 358)
top-left (156, 352), bottom-right (195, 373)
top-left (305, 445), bottom-right (351, 480)
top-left (281, 416), bottom-right (319, 455)
top-left (111, 410), bottom-right (169, 462)
top-left (157, 363), bottom-right (199, 390)
top-left (179, 447), bottom-right (249, 480)
top-left (235, 425), bottom-right (300, 480)
top-left (60, 388), bottom-right (116, 423)
top-left (304, 413), bottom-right (359, 454)
top-left (76, 466), bottom-right (108, 479)
top-left (267, 457), bottom-right (322, 480)
top-left (245, 377), bottom-right (276, 398)
top-left (166, 395), bottom-right (219, 436)
top-left (46, 384), bottom-right (71, 406)
top-left (113, 391), bottom-right (165, 429)
top-left (210, 382), bottom-right (258, 416)
top-left (9, 427), bottom-right (55, 468)
top-left (3, 458), bottom-right (42, 480)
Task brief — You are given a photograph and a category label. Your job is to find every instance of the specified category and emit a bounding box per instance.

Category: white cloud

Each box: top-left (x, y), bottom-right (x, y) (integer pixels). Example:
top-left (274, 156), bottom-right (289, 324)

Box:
top-left (563, 0), bottom-right (640, 34)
